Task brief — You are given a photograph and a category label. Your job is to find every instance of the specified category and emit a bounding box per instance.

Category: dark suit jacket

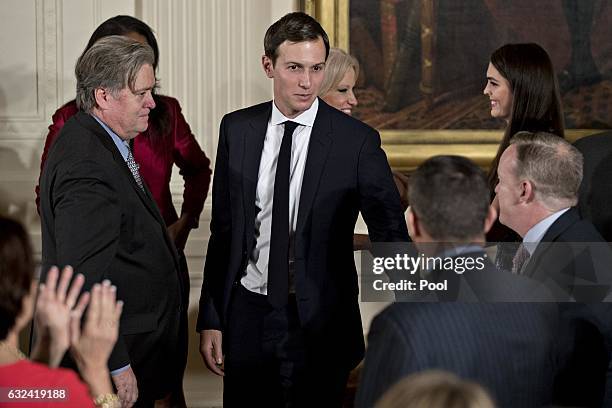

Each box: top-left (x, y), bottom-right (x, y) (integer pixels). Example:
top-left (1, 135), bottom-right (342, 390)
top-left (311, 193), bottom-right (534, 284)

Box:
top-left (522, 207), bottom-right (612, 407)
top-left (39, 112), bottom-right (182, 400)
top-left (196, 99), bottom-right (409, 369)
top-left (574, 130), bottom-right (612, 241)
top-left (356, 251), bottom-right (560, 408)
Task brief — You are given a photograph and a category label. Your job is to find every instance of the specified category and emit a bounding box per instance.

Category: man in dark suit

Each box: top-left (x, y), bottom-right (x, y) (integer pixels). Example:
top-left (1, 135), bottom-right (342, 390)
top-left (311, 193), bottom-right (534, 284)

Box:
top-left (197, 12), bottom-right (408, 407)
top-left (39, 36), bottom-right (182, 407)
top-left (356, 155), bottom-right (560, 408)
top-left (496, 131), bottom-right (612, 407)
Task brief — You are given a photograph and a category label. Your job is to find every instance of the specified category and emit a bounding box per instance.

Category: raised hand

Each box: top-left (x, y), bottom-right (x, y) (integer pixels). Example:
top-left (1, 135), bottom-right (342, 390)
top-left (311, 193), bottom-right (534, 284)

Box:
top-left (32, 266), bottom-right (88, 367)
top-left (70, 280), bottom-right (124, 402)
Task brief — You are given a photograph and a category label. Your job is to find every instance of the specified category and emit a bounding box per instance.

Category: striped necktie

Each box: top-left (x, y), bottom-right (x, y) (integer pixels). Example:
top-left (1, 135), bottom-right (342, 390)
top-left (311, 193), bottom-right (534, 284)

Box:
top-left (125, 143), bottom-right (144, 191)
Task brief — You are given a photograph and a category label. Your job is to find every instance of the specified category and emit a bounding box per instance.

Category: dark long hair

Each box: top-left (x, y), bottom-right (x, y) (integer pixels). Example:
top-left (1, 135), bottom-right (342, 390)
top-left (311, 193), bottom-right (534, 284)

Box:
top-left (0, 217), bottom-right (34, 340)
top-left (82, 15), bottom-right (171, 145)
top-left (487, 43), bottom-right (565, 190)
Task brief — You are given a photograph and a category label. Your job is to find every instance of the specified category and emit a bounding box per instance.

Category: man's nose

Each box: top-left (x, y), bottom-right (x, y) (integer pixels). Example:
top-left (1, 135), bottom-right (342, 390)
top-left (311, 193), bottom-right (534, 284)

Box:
top-left (145, 92), bottom-right (156, 109)
top-left (299, 72), bottom-right (311, 89)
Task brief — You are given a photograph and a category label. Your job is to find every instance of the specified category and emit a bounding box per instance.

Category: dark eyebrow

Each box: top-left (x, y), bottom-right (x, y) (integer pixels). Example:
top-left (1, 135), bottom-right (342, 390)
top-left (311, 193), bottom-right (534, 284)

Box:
top-left (285, 62), bottom-right (326, 68)
top-left (486, 76), bottom-right (498, 82)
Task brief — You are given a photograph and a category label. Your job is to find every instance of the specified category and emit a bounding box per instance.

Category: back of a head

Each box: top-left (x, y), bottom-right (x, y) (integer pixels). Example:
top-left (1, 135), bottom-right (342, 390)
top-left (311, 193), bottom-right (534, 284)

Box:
top-left (510, 131), bottom-right (583, 210)
top-left (0, 216), bottom-right (34, 340)
top-left (85, 15), bottom-right (159, 69)
top-left (319, 47), bottom-right (360, 97)
top-left (75, 35), bottom-right (155, 113)
top-left (264, 12), bottom-right (329, 65)
top-left (375, 371), bottom-right (496, 408)
top-left (409, 155), bottom-right (490, 241)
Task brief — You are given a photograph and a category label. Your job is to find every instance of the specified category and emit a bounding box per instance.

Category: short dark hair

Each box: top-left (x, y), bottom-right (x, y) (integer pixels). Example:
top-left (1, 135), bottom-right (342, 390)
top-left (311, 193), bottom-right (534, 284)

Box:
top-left (409, 156), bottom-right (490, 241)
top-left (85, 15), bottom-right (159, 70)
top-left (264, 12), bottom-right (329, 65)
top-left (0, 216), bottom-right (34, 340)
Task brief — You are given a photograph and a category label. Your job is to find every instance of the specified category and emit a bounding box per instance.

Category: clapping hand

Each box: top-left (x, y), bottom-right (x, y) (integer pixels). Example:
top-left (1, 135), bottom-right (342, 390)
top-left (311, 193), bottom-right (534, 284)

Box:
top-left (32, 266), bottom-right (89, 367)
top-left (71, 280), bottom-right (124, 403)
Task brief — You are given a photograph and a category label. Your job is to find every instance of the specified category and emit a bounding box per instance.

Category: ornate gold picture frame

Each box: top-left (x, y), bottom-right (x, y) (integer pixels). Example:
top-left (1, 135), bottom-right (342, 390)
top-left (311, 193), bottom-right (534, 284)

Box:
top-left (302, 0), bottom-right (608, 171)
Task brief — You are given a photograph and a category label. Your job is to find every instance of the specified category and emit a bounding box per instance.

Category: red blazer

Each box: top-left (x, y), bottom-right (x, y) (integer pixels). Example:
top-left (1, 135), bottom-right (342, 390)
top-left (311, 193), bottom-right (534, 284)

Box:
top-left (37, 95), bottom-right (211, 228)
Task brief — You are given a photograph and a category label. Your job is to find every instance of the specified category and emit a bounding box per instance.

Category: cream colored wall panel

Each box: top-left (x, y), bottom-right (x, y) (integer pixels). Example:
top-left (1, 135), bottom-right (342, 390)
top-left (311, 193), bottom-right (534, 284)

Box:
top-left (0, 139), bottom-right (43, 224)
top-left (59, 0), bottom-right (136, 106)
top-left (0, 1), bottom-right (39, 118)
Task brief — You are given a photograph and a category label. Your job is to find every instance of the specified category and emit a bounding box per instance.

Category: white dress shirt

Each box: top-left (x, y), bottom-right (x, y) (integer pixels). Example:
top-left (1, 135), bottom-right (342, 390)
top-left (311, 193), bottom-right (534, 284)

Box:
top-left (241, 98), bottom-right (319, 294)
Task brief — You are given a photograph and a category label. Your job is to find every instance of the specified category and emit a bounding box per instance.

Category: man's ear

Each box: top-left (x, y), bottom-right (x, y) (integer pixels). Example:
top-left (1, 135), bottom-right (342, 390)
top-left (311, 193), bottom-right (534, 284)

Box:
top-left (519, 180), bottom-right (535, 203)
top-left (262, 55), bottom-right (274, 78)
top-left (407, 206), bottom-right (420, 240)
top-left (94, 88), bottom-right (111, 110)
top-left (484, 204), bottom-right (497, 235)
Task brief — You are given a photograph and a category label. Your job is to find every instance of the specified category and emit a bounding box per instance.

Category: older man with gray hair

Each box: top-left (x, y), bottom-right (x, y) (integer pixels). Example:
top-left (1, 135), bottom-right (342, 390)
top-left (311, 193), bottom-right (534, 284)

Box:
top-left (495, 131), bottom-right (603, 277)
top-left (39, 36), bottom-right (182, 407)
top-left (496, 131), bottom-right (612, 407)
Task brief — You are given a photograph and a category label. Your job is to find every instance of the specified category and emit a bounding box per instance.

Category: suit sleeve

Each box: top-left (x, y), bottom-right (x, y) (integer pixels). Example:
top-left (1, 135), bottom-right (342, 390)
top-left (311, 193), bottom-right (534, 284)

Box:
top-left (357, 128), bottom-right (409, 243)
top-left (50, 159), bottom-right (130, 369)
top-left (197, 115), bottom-right (232, 332)
top-left (169, 98), bottom-right (212, 228)
top-left (36, 106), bottom-right (75, 214)
top-left (355, 311), bottom-right (415, 408)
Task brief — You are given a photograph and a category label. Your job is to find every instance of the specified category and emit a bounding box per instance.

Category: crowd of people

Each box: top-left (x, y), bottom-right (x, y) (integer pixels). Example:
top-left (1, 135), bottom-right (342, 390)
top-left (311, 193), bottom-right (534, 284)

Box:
top-left (1, 9), bottom-right (611, 408)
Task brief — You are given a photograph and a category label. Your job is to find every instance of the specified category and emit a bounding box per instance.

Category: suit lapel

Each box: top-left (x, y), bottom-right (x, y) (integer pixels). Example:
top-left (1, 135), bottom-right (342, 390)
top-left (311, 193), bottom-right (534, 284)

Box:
top-left (296, 101), bottom-right (333, 234)
top-left (523, 208), bottom-right (579, 278)
top-left (76, 112), bottom-right (171, 235)
top-left (243, 103), bottom-right (271, 253)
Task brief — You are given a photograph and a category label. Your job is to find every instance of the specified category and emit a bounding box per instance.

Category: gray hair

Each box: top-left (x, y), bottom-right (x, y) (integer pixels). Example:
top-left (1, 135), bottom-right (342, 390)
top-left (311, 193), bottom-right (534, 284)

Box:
top-left (510, 131), bottom-right (583, 210)
top-left (75, 35), bottom-right (155, 112)
top-left (319, 47), bottom-right (360, 97)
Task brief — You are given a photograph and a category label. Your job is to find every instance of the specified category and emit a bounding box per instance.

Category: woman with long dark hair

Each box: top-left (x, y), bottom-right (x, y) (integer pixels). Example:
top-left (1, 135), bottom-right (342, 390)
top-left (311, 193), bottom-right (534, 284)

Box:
top-left (484, 42), bottom-right (565, 192)
top-left (483, 43), bottom-right (565, 267)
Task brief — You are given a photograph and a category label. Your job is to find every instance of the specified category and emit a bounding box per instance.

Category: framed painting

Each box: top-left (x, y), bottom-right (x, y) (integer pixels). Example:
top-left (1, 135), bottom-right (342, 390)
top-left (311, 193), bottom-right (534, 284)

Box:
top-left (302, 0), bottom-right (611, 171)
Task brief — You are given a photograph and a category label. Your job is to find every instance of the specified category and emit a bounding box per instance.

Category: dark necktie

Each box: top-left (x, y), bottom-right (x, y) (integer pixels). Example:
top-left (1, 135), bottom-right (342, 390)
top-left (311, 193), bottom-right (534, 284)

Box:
top-left (511, 243), bottom-right (531, 275)
top-left (267, 121), bottom-right (298, 308)
top-left (125, 143), bottom-right (145, 192)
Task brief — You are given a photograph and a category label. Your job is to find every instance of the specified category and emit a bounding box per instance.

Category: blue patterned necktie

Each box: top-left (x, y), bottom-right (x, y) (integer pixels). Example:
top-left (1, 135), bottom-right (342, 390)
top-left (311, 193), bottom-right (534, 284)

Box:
top-left (125, 143), bottom-right (144, 191)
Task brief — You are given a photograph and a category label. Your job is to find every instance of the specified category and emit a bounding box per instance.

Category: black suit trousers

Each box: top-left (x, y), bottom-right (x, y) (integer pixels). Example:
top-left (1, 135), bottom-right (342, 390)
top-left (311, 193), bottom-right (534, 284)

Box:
top-left (223, 284), bottom-right (350, 407)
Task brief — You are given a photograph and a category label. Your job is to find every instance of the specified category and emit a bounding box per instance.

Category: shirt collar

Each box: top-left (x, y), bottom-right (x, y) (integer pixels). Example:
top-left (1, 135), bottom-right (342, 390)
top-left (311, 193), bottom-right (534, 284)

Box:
top-left (523, 207), bottom-right (571, 254)
top-left (92, 114), bottom-right (129, 161)
top-left (270, 97), bottom-right (318, 128)
top-left (438, 244), bottom-right (485, 258)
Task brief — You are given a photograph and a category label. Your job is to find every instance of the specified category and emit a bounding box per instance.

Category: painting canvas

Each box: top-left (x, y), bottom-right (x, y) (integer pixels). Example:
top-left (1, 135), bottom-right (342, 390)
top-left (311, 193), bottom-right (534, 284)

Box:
top-left (348, 0), bottom-right (611, 132)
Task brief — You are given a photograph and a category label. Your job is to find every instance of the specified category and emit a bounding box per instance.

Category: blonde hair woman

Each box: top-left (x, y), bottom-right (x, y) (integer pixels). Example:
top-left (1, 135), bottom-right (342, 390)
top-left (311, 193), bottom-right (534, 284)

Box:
top-left (375, 371), bottom-right (496, 408)
top-left (320, 47), bottom-right (360, 116)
